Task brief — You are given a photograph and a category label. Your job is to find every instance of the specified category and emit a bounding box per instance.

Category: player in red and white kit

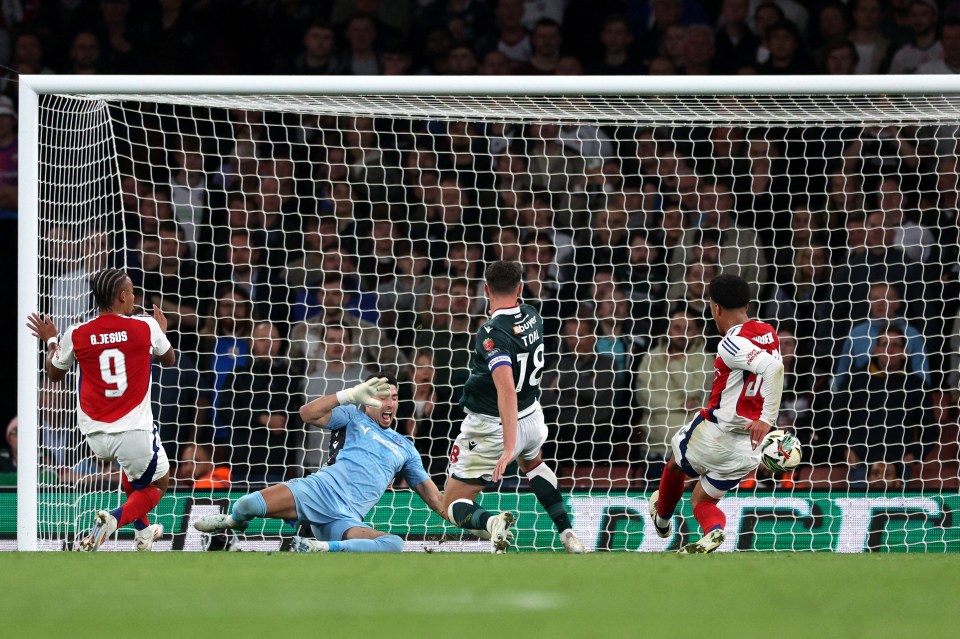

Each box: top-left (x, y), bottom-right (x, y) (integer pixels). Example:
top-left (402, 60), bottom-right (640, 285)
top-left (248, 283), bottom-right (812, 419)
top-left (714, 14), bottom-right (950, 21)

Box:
top-left (27, 268), bottom-right (177, 551)
top-left (648, 274), bottom-right (785, 553)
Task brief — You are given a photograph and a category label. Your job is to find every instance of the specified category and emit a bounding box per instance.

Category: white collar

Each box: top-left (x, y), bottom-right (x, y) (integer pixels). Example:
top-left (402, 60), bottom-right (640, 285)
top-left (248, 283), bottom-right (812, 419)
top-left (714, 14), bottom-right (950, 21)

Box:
top-left (490, 305), bottom-right (521, 319)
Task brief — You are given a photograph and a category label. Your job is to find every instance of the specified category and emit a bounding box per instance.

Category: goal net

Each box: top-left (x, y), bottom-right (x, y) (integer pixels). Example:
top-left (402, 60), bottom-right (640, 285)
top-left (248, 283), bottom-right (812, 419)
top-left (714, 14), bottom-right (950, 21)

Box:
top-left (17, 76), bottom-right (960, 552)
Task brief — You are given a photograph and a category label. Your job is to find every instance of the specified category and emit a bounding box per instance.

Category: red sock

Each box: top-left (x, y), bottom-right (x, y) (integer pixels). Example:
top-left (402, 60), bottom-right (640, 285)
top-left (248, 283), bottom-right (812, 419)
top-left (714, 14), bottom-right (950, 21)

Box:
top-left (656, 464), bottom-right (686, 519)
top-left (693, 501), bottom-right (726, 534)
top-left (120, 476), bottom-right (150, 528)
top-left (117, 487), bottom-right (162, 528)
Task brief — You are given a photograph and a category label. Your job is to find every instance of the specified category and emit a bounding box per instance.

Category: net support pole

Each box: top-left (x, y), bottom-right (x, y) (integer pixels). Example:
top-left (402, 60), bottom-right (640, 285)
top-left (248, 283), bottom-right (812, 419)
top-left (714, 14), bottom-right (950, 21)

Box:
top-left (18, 78), bottom-right (39, 551)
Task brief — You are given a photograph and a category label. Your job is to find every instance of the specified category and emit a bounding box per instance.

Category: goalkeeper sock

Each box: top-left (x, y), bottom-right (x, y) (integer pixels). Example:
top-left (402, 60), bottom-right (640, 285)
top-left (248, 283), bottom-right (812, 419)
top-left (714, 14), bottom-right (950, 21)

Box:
top-left (448, 499), bottom-right (492, 532)
top-left (120, 475), bottom-right (150, 531)
top-left (693, 502), bottom-right (726, 534)
top-left (526, 462), bottom-right (573, 533)
top-left (111, 486), bottom-right (162, 528)
top-left (332, 535), bottom-right (404, 553)
top-left (231, 492), bottom-right (268, 524)
top-left (656, 463), bottom-right (686, 519)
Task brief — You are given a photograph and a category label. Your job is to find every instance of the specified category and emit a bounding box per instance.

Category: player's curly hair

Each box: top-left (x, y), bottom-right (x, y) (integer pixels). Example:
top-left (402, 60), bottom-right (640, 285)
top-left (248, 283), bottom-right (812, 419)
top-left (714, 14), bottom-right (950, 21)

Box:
top-left (708, 273), bottom-right (750, 310)
top-left (90, 268), bottom-right (129, 311)
top-left (485, 260), bottom-right (522, 294)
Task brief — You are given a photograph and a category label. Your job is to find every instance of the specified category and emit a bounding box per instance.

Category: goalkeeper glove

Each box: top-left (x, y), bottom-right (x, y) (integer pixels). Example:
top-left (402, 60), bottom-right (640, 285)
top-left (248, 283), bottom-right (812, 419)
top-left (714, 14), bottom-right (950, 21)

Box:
top-left (336, 377), bottom-right (391, 408)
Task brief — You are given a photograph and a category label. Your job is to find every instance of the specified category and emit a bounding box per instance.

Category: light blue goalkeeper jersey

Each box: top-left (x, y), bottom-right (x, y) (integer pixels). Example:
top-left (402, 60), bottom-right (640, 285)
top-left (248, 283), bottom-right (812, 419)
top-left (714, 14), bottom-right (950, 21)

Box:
top-left (309, 404), bottom-right (430, 522)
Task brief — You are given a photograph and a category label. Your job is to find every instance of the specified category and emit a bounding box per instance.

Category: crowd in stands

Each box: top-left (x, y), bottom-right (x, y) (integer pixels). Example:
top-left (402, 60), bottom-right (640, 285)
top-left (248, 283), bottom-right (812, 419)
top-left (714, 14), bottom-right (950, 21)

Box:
top-left (3, 0), bottom-right (960, 493)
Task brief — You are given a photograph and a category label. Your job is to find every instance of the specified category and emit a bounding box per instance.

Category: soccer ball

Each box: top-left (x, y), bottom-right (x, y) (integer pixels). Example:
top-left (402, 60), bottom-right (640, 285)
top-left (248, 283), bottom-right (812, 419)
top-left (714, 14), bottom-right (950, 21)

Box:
top-left (759, 430), bottom-right (802, 473)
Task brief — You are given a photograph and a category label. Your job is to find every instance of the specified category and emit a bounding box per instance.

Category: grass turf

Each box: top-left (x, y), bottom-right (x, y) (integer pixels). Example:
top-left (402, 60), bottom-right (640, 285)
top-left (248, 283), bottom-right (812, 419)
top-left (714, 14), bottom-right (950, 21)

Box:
top-left (1, 553), bottom-right (956, 639)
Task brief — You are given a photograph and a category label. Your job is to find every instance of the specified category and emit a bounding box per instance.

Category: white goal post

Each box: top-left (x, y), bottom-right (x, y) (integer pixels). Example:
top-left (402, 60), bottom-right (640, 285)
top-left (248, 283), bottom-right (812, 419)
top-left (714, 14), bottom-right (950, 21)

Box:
top-left (17, 75), bottom-right (960, 552)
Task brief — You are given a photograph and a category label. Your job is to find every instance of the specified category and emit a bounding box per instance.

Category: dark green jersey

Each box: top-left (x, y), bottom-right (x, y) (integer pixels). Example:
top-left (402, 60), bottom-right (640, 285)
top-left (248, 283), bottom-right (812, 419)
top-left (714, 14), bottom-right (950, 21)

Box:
top-left (461, 304), bottom-right (545, 418)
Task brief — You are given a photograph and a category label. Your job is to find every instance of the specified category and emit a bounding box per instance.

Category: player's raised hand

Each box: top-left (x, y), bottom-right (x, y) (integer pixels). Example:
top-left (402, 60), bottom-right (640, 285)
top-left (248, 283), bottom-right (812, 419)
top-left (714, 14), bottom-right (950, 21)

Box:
top-left (152, 304), bottom-right (169, 333)
top-left (748, 419), bottom-right (773, 450)
top-left (26, 313), bottom-right (58, 343)
top-left (346, 377), bottom-right (391, 408)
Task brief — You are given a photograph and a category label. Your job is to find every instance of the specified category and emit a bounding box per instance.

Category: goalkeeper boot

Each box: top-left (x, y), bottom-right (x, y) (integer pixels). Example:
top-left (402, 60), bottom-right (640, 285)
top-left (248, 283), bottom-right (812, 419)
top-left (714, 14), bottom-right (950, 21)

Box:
top-left (678, 528), bottom-right (726, 555)
top-left (77, 510), bottom-right (117, 552)
top-left (488, 512), bottom-right (516, 554)
top-left (560, 529), bottom-right (586, 554)
top-left (135, 524), bottom-right (164, 551)
top-left (290, 536), bottom-right (330, 553)
top-left (648, 490), bottom-right (674, 539)
top-left (194, 513), bottom-right (248, 533)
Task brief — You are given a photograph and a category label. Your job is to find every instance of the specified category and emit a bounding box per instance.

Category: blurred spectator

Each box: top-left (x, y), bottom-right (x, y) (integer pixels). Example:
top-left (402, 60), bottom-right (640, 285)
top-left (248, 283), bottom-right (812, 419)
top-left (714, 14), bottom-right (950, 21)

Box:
top-left (93, 0), bottom-right (139, 73)
top-left (554, 54), bottom-right (583, 75)
top-left (479, 0), bottom-right (531, 65)
top-left (48, 231), bottom-right (111, 332)
top-left (152, 350), bottom-right (208, 466)
top-left (377, 238), bottom-right (432, 340)
top-left (813, 2), bottom-right (854, 66)
top-left (833, 281), bottom-right (929, 389)
top-left (343, 13), bottom-right (381, 74)
top-left (411, 276), bottom-right (474, 394)
top-left (822, 39), bottom-right (860, 74)
top-left (514, 17), bottom-right (562, 73)
top-left (478, 48), bottom-right (513, 74)
top-left (168, 137), bottom-right (208, 255)
top-left (0, 29), bottom-right (53, 99)
top-left (680, 24), bottom-right (718, 74)
top-left (142, 0), bottom-right (208, 74)
top-left (588, 14), bottom-right (644, 75)
top-left (543, 314), bottom-right (619, 464)
top-left (332, 0), bottom-right (414, 38)
top-left (175, 443), bottom-right (230, 489)
top-left (887, 0), bottom-right (943, 74)
top-left (132, 221), bottom-right (206, 353)
top-left (446, 43), bottom-right (478, 74)
top-left (878, 175), bottom-right (935, 262)
top-left (661, 24), bottom-right (688, 69)
top-left (0, 416), bottom-right (16, 473)
top-left (0, 96), bottom-right (16, 218)
top-left (829, 210), bottom-right (924, 337)
top-left (406, 348), bottom-right (454, 480)
top-left (298, 322), bottom-right (371, 470)
top-left (287, 21), bottom-right (346, 74)
top-left (199, 284), bottom-right (254, 436)
top-left (919, 17), bottom-right (960, 73)
top-left (835, 325), bottom-right (935, 483)
top-left (715, 0), bottom-right (760, 74)
top-left (618, 229), bottom-right (670, 339)
top-left (66, 30), bottom-right (101, 74)
top-left (380, 38), bottom-right (414, 74)
top-left (752, 2), bottom-right (785, 65)
top-left (759, 19), bottom-right (817, 73)
top-left (593, 269), bottom-right (638, 380)
top-left (648, 55), bottom-right (677, 74)
top-left (634, 310), bottom-right (709, 478)
top-left (290, 272), bottom-right (408, 380)
top-left (866, 460), bottom-right (904, 491)
top-left (848, 0), bottom-right (894, 74)
top-left (219, 321), bottom-right (303, 485)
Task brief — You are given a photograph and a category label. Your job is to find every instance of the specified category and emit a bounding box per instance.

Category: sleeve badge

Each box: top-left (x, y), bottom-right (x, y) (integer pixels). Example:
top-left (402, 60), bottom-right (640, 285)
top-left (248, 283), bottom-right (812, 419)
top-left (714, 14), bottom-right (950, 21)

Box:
top-left (483, 338), bottom-right (495, 351)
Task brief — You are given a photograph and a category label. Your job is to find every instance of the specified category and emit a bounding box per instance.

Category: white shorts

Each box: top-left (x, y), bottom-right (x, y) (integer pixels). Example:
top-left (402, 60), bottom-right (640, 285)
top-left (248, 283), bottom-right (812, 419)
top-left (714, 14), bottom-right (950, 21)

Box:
top-left (86, 428), bottom-right (170, 489)
top-left (670, 415), bottom-right (761, 499)
top-left (448, 403), bottom-right (548, 483)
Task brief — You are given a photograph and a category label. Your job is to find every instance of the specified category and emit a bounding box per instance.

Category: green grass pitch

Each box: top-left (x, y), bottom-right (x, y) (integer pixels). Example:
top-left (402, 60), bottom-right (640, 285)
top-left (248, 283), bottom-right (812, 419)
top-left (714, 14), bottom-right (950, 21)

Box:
top-left (1, 553), bottom-right (957, 638)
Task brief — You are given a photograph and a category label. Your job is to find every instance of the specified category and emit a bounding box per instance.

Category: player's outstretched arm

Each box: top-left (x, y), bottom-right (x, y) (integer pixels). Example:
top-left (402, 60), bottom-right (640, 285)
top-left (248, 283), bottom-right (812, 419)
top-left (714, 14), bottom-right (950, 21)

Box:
top-left (26, 313), bottom-right (67, 383)
top-left (491, 365), bottom-right (519, 482)
top-left (299, 377), bottom-right (391, 427)
top-left (412, 479), bottom-right (447, 521)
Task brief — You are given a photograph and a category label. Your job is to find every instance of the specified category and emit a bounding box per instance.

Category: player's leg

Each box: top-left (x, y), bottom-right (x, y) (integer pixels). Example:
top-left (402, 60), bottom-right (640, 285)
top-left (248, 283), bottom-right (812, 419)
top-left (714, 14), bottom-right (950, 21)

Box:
top-left (291, 521), bottom-right (404, 553)
top-left (677, 480), bottom-right (727, 554)
top-left (650, 417), bottom-right (704, 539)
top-left (81, 430), bottom-right (169, 551)
top-left (517, 455), bottom-right (583, 553)
top-left (195, 483), bottom-right (298, 532)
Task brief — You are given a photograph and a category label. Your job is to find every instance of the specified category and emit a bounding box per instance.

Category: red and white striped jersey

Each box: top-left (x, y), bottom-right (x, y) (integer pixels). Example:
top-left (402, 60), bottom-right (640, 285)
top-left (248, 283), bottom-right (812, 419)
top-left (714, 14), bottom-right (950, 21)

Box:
top-left (701, 320), bottom-right (784, 432)
top-left (51, 314), bottom-right (171, 435)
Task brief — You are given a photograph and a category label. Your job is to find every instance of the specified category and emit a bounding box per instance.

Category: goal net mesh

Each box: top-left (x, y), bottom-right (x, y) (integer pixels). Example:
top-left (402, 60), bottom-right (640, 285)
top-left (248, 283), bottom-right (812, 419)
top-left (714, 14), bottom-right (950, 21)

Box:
top-left (29, 90), bottom-right (960, 552)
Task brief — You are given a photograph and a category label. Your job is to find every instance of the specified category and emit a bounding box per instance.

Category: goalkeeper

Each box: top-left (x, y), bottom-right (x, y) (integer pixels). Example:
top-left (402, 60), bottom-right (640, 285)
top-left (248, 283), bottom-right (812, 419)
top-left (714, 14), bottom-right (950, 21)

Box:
top-left (195, 373), bottom-right (447, 552)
